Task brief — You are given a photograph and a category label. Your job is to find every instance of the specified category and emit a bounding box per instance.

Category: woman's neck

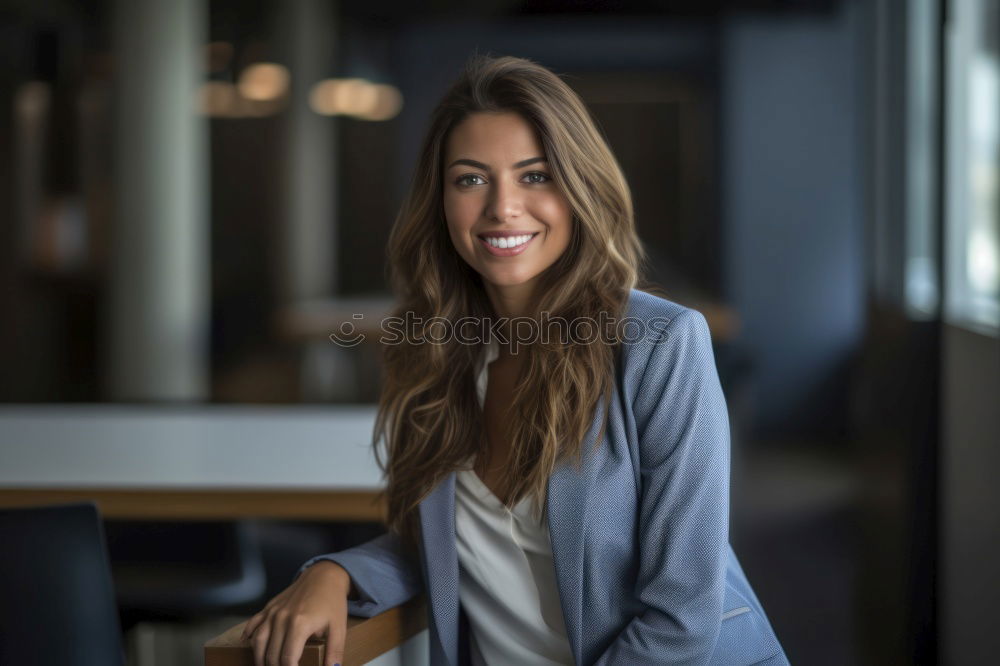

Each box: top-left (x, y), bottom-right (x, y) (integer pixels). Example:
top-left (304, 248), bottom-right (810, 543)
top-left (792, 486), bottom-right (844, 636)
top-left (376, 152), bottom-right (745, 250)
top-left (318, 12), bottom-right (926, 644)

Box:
top-left (484, 281), bottom-right (540, 321)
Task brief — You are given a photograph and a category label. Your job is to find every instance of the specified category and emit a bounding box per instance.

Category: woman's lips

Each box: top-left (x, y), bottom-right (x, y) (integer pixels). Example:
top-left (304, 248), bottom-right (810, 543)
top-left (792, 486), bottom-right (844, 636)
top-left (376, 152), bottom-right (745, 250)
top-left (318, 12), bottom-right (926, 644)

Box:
top-left (478, 232), bottom-right (539, 257)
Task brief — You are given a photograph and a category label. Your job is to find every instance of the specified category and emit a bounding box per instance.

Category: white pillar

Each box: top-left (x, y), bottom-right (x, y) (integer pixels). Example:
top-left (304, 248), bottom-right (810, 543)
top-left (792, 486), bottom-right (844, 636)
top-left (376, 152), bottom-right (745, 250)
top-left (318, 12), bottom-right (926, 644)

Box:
top-left (106, 0), bottom-right (209, 400)
top-left (279, 0), bottom-right (338, 303)
top-left (276, 0), bottom-right (349, 401)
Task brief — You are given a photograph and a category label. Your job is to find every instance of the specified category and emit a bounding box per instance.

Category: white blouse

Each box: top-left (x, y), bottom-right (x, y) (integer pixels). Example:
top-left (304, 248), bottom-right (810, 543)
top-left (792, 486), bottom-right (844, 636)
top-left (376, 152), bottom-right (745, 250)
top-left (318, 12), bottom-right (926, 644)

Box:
top-left (453, 338), bottom-right (574, 666)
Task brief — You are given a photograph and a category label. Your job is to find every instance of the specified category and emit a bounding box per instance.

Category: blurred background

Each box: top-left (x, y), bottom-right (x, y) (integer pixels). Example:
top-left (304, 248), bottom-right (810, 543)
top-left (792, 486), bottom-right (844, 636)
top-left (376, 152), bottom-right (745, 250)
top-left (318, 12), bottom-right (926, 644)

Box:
top-left (0, 0), bottom-right (997, 664)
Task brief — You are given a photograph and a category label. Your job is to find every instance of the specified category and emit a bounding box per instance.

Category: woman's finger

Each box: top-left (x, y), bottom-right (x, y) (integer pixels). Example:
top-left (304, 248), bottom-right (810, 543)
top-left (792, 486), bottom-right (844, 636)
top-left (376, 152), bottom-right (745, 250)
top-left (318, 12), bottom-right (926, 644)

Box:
top-left (265, 611), bottom-right (291, 666)
top-left (279, 617), bottom-right (319, 666)
top-left (325, 621), bottom-right (346, 666)
top-left (242, 591), bottom-right (283, 641)
top-left (241, 612), bottom-right (264, 642)
top-left (250, 619), bottom-right (272, 666)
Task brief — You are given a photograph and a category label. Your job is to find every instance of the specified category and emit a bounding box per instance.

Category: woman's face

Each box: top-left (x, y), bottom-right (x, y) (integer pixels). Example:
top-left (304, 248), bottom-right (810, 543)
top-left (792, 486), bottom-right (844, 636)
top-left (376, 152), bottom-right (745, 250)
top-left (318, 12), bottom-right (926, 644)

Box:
top-left (442, 111), bottom-right (573, 309)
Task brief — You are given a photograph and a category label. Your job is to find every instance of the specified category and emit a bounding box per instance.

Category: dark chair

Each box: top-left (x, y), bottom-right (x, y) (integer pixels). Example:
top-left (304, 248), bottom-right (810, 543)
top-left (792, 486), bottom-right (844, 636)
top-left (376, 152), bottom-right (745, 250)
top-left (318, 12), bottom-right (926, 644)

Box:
top-left (104, 519), bottom-right (267, 629)
top-left (0, 502), bottom-right (126, 666)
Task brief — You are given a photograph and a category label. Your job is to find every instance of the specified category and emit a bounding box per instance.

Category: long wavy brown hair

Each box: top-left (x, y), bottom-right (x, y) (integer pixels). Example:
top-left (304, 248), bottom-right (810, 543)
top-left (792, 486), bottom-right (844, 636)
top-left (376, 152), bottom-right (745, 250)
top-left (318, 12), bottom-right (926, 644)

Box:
top-left (371, 53), bottom-right (662, 552)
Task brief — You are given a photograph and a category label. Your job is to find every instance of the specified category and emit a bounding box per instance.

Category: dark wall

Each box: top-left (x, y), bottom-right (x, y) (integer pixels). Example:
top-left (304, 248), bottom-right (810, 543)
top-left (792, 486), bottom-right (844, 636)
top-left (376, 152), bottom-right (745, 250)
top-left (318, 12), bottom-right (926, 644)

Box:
top-left (720, 1), bottom-right (866, 436)
top-left (941, 323), bottom-right (1000, 665)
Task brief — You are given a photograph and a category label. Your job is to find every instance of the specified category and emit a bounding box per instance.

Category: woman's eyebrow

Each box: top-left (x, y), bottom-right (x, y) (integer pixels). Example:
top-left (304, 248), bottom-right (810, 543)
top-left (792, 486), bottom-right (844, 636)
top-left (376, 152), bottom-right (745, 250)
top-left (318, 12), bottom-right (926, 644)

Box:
top-left (446, 157), bottom-right (547, 171)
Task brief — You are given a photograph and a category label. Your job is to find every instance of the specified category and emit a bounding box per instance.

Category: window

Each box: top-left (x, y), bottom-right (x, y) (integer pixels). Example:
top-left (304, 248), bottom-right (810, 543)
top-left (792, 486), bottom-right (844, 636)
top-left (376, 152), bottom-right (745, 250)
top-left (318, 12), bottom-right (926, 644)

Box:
top-left (945, 0), bottom-right (1000, 335)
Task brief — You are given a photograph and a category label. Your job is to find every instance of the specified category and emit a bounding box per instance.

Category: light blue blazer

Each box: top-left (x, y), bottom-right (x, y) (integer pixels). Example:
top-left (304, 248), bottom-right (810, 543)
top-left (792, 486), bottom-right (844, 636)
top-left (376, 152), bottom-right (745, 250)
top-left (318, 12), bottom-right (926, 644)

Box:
top-left (298, 289), bottom-right (790, 665)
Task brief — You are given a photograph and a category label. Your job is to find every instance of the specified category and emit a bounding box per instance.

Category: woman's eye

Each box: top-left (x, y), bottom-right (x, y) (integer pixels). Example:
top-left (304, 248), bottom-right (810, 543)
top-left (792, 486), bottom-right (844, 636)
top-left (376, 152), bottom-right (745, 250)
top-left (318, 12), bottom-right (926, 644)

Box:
top-left (524, 171), bottom-right (551, 184)
top-left (456, 174), bottom-right (486, 187)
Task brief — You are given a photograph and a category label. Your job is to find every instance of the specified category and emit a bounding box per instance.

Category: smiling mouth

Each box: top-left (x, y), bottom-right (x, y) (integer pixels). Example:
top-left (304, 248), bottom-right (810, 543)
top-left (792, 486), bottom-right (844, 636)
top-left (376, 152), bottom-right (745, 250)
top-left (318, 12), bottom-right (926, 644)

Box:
top-left (477, 232), bottom-right (540, 257)
top-left (477, 232), bottom-right (539, 249)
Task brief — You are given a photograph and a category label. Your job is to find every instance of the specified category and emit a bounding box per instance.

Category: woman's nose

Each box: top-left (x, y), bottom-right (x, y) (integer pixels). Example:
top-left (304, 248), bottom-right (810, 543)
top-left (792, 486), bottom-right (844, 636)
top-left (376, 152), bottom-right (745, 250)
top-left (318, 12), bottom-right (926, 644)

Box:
top-left (485, 177), bottom-right (524, 221)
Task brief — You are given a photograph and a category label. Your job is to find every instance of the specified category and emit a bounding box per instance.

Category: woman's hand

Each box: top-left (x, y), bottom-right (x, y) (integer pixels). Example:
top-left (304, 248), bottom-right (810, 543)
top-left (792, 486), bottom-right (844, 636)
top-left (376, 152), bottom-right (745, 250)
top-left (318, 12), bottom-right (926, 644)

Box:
top-left (241, 560), bottom-right (353, 666)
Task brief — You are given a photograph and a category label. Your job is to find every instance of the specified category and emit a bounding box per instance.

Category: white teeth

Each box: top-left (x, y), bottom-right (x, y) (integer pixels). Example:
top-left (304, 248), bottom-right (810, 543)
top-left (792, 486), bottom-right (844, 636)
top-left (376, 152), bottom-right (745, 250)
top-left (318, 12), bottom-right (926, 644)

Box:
top-left (485, 234), bottom-right (532, 249)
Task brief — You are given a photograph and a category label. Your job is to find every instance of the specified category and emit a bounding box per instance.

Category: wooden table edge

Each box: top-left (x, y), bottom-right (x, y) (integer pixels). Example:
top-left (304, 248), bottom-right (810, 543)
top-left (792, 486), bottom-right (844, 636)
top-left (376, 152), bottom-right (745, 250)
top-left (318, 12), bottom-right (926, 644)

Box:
top-left (0, 487), bottom-right (386, 521)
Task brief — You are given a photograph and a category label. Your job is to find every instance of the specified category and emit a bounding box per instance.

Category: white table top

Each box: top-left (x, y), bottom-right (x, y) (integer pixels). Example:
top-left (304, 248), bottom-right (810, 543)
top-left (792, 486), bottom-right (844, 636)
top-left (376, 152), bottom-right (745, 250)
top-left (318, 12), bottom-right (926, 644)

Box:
top-left (0, 404), bottom-right (385, 489)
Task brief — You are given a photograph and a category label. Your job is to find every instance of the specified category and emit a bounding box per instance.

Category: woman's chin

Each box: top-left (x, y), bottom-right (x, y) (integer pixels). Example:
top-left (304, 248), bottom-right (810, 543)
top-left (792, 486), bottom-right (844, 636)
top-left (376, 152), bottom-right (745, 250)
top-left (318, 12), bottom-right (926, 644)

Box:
top-left (480, 271), bottom-right (539, 290)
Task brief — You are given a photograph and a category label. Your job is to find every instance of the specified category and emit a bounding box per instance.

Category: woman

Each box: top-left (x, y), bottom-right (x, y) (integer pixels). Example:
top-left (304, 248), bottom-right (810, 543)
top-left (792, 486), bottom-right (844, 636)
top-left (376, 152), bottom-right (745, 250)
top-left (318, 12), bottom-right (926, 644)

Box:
top-left (242, 54), bottom-right (790, 666)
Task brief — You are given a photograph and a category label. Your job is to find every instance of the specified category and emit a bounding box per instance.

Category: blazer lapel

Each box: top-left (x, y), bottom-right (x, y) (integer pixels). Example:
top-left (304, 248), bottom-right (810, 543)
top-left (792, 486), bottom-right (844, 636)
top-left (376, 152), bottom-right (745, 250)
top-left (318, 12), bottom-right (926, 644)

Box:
top-left (419, 471), bottom-right (459, 665)
top-left (546, 392), bottom-right (607, 665)
top-left (546, 461), bottom-right (586, 663)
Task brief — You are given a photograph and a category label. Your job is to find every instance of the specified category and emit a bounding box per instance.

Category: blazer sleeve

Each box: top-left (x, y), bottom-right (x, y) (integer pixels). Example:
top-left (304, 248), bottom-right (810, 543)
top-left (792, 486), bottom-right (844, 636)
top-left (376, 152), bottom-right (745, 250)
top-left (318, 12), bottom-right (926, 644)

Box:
top-left (293, 531), bottom-right (423, 618)
top-left (593, 308), bottom-right (730, 665)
